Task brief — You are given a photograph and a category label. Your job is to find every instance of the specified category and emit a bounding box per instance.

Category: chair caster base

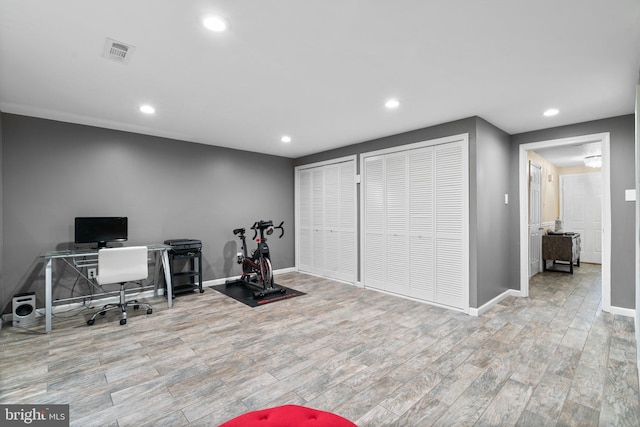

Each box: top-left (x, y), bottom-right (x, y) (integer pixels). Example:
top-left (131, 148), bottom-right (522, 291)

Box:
top-left (120, 318), bottom-right (127, 325)
top-left (87, 319), bottom-right (95, 326)
top-left (146, 308), bottom-right (153, 315)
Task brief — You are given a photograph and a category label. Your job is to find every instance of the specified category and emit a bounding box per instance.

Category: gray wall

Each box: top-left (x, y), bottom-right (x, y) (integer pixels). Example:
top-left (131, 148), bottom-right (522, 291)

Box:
top-left (0, 114), bottom-right (295, 314)
top-left (294, 116), bottom-right (517, 309)
top-left (474, 118), bottom-right (516, 306)
top-left (511, 115), bottom-right (636, 309)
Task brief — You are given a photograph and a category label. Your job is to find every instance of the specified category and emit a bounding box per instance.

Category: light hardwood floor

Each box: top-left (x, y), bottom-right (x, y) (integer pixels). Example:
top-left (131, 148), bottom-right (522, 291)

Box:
top-left (1, 264), bottom-right (638, 426)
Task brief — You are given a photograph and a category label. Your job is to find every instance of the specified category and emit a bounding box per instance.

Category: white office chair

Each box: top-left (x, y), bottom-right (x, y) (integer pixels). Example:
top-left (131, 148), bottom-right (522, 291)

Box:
top-left (87, 246), bottom-right (152, 326)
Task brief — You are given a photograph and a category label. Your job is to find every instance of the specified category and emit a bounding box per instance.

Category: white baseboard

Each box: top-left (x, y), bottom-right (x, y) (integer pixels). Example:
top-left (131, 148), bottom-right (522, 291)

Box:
top-left (606, 305), bottom-right (636, 318)
top-left (468, 289), bottom-right (522, 317)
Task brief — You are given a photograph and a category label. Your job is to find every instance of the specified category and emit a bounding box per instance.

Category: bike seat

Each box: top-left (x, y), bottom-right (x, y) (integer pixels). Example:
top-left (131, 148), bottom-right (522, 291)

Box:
top-left (233, 228), bottom-right (245, 235)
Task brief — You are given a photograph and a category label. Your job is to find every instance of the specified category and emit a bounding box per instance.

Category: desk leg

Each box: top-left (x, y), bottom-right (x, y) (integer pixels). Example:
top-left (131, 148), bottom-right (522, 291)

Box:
top-left (45, 258), bottom-right (52, 333)
top-left (152, 252), bottom-right (161, 298)
top-left (161, 250), bottom-right (173, 308)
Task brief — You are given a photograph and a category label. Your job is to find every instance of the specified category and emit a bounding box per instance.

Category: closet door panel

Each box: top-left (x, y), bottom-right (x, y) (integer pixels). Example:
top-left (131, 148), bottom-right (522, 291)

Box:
top-left (323, 230), bottom-right (340, 279)
top-left (386, 233), bottom-right (409, 294)
top-left (435, 143), bottom-right (465, 239)
top-left (434, 141), bottom-right (466, 309)
top-left (409, 147), bottom-right (434, 236)
top-left (408, 147), bottom-right (435, 299)
top-left (363, 156), bottom-right (385, 289)
top-left (384, 152), bottom-right (408, 293)
top-left (323, 165), bottom-right (341, 278)
top-left (435, 239), bottom-right (465, 308)
top-left (385, 153), bottom-right (407, 234)
top-left (409, 235), bottom-right (434, 301)
top-left (339, 230), bottom-right (357, 281)
top-left (298, 169), bottom-right (313, 272)
top-left (324, 165), bottom-right (341, 229)
top-left (339, 162), bottom-right (357, 282)
top-left (311, 168), bottom-right (324, 275)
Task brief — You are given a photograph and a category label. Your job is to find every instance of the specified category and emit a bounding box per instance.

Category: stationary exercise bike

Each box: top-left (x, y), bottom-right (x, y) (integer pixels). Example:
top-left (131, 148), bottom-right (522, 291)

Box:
top-left (229, 220), bottom-right (285, 298)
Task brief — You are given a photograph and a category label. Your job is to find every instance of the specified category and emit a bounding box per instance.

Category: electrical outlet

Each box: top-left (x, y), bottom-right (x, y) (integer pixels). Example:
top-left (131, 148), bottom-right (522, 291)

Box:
top-left (88, 268), bottom-right (96, 279)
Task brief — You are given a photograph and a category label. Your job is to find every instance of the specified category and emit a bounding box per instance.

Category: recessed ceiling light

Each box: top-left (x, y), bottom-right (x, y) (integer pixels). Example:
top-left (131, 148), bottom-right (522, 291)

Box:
top-left (203, 15), bottom-right (229, 32)
top-left (385, 98), bottom-right (400, 109)
top-left (543, 108), bottom-right (559, 117)
top-left (281, 135), bottom-right (292, 143)
top-left (139, 104), bottom-right (155, 114)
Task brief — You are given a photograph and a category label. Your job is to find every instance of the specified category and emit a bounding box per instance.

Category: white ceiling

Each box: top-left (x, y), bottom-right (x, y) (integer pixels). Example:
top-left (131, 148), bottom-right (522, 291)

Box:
top-left (1, 1), bottom-right (639, 159)
top-left (534, 142), bottom-right (602, 167)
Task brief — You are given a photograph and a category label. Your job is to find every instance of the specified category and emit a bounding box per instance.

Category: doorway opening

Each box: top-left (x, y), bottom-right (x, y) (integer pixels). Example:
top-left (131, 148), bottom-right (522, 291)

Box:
top-left (519, 133), bottom-right (611, 311)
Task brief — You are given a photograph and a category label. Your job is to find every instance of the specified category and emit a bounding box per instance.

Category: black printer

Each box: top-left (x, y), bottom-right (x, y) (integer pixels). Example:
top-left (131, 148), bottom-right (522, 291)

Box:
top-left (164, 239), bottom-right (202, 254)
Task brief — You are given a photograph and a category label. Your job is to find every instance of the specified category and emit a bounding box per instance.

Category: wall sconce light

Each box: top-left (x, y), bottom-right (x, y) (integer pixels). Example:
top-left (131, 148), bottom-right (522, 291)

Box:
top-left (584, 155), bottom-right (602, 168)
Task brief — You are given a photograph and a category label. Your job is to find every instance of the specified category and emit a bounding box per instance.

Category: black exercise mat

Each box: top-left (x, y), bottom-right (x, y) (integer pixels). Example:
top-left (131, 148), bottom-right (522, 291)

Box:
top-left (210, 281), bottom-right (305, 307)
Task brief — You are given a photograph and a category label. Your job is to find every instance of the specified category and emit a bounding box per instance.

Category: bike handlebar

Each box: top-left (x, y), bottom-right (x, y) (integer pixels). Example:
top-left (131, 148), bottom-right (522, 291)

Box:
top-left (275, 221), bottom-right (284, 238)
top-left (247, 220), bottom-right (284, 240)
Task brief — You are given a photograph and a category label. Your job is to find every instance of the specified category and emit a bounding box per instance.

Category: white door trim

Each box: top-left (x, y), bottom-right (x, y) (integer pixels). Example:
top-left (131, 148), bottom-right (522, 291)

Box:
top-left (518, 133), bottom-right (611, 311)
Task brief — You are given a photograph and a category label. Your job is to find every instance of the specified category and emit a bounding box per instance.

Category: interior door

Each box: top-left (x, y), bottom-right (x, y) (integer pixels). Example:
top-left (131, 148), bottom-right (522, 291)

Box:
top-left (529, 162), bottom-right (542, 277)
top-left (562, 173), bottom-right (602, 264)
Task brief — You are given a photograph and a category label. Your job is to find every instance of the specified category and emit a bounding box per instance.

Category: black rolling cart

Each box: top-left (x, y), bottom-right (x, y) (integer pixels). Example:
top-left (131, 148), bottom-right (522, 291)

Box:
top-left (164, 239), bottom-right (204, 296)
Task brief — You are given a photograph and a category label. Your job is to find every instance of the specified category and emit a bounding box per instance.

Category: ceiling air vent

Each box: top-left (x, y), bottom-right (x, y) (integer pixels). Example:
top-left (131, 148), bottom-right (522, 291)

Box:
top-left (102, 38), bottom-right (135, 64)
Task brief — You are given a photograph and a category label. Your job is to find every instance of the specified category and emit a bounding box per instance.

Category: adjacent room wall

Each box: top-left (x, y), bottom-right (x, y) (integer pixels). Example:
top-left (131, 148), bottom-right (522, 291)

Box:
top-left (512, 115), bottom-right (636, 309)
top-left (0, 114), bottom-right (295, 314)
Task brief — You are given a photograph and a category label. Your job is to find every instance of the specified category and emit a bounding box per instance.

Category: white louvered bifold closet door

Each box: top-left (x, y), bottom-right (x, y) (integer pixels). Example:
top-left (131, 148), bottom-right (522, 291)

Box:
top-left (385, 152), bottom-right (409, 296)
top-left (295, 158), bottom-right (357, 283)
top-left (311, 168), bottom-right (325, 275)
top-left (323, 164), bottom-right (341, 279)
top-left (298, 169), bottom-right (313, 273)
top-left (338, 162), bottom-right (357, 282)
top-left (434, 142), bottom-right (466, 309)
top-left (409, 146), bottom-right (435, 301)
top-left (362, 136), bottom-right (468, 310)
top-left (363, 156), bottom-right (385, 290)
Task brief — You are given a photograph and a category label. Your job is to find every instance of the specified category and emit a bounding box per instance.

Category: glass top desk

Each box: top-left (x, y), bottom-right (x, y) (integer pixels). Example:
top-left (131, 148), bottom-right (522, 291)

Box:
top-left (40, 244), bottom-right (174, 333)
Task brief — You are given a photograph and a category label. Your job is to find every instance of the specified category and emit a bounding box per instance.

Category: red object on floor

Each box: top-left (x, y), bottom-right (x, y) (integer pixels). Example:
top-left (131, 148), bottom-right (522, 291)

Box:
top-left (218, 404), bottom-right (358, 427)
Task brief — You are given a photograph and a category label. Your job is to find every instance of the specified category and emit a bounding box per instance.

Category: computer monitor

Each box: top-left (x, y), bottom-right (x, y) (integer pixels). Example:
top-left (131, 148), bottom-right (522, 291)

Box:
top-left (74, 217), bottom-right (128, 248)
